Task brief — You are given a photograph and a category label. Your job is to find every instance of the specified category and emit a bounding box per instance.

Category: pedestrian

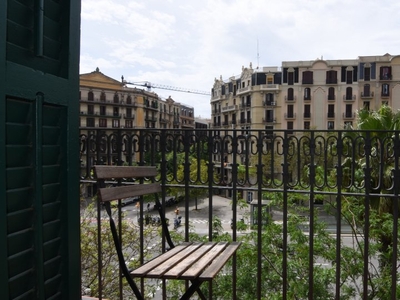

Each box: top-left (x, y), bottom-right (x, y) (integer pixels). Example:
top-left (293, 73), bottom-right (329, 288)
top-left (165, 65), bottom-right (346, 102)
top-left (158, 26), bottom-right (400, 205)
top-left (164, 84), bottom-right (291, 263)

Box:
top-left (175, 207), bottom-right (179, 216)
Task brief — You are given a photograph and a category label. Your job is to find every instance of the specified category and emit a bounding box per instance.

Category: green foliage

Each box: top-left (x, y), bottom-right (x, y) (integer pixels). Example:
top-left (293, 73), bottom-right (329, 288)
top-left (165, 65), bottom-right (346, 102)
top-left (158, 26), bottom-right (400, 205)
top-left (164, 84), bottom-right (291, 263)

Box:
top-left (80, 203), bottom-right (161, 299)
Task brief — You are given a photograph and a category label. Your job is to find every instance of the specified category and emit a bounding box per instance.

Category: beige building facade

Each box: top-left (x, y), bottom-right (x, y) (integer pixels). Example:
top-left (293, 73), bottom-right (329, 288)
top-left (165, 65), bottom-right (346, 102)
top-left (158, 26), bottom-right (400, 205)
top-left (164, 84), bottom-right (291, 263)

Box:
top-left (211, 54), bottom-right (400, 132)
top-left (79, 68), bottom-right (195, 132)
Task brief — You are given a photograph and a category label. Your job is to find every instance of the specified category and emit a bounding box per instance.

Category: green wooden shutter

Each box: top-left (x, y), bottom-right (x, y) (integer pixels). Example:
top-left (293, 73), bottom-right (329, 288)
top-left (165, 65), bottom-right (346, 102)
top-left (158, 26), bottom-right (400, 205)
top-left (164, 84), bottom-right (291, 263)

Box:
top-left (1, 0), bottom-right (81, 299)
top-left (6, 96), bottom-right (69, 299)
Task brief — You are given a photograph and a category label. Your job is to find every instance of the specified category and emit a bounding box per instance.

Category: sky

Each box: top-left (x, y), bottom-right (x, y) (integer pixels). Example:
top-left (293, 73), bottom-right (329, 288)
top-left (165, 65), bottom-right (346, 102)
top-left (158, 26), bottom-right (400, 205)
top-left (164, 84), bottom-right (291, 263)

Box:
top-left (80, 0), bottom-right (400, 118)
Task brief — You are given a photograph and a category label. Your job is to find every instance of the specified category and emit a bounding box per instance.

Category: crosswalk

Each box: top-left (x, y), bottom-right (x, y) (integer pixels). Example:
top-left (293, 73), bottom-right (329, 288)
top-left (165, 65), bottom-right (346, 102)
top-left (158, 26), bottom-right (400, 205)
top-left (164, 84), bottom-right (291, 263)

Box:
top-left (190, 219), bottom-right (231, 224)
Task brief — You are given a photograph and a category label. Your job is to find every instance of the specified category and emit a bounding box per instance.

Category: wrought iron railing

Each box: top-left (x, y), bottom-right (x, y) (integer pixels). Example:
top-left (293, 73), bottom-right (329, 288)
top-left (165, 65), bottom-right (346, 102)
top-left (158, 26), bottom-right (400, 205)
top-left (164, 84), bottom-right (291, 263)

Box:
top-left (80, 128), bottom-right (400, 299)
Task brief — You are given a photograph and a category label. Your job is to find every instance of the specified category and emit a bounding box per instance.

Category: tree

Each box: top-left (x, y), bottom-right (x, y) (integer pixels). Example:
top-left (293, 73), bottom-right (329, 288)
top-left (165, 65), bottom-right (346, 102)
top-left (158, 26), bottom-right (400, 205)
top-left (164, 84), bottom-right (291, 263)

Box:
top-left (80, 203), bottom-right (161, 299)
top-left (346, 105), bottom-right (400, 267)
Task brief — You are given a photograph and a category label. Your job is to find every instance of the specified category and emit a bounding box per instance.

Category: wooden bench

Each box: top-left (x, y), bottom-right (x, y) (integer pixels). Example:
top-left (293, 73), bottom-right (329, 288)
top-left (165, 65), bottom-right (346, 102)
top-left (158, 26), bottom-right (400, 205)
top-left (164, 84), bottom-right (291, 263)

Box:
top-left (94, 165), bottom-right (241, 300)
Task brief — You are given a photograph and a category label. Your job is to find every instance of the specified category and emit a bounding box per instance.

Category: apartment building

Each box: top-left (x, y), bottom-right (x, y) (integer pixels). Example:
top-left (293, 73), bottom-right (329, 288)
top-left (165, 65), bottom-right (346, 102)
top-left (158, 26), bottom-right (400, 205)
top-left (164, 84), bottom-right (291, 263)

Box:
top-left (211, 54), bottom-right (400, 199)
top-left (79, 68), bottom-right (195, 131)
top-left (211, 54), bottom-right (400, 132)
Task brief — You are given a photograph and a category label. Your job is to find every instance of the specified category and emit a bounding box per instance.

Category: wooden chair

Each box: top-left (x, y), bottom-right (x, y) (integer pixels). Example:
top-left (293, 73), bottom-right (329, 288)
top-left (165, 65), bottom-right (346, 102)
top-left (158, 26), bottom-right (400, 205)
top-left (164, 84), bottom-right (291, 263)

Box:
top-left (94, 165), bottom-right (241, 300)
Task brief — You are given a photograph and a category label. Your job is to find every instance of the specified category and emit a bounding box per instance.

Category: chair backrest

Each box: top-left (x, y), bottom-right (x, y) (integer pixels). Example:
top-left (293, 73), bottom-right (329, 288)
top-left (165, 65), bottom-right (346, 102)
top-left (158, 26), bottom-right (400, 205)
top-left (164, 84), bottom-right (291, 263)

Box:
top-left (94, 165), bottom-right (161, 202)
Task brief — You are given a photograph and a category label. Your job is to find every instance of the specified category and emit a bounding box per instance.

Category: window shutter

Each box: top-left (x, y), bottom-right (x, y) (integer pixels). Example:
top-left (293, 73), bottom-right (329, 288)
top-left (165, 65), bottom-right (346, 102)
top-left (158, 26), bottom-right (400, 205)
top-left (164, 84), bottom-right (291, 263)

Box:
top-left (359, 63), bottom-right (364, 80)
top-left (371, 63), bottom-right (376, 79)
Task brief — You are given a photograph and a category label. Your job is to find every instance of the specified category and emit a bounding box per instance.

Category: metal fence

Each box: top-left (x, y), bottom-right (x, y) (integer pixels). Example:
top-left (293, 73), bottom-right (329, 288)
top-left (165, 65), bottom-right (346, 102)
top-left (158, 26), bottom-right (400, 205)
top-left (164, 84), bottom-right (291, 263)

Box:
top-left (80, 128), bottom-right (400, 299)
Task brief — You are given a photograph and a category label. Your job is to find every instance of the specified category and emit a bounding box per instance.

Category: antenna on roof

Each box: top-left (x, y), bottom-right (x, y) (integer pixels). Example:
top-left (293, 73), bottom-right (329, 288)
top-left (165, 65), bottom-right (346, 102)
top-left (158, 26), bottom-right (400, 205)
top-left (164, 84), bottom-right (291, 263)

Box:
top-left (257, 38), bottom-right (260, 69)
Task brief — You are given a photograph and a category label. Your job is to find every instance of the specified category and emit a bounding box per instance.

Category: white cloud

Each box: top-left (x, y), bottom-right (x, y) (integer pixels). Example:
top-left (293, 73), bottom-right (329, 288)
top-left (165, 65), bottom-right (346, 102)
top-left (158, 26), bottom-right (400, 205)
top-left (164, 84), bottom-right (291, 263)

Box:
top-left (80, 0), bottom-right (400, 117)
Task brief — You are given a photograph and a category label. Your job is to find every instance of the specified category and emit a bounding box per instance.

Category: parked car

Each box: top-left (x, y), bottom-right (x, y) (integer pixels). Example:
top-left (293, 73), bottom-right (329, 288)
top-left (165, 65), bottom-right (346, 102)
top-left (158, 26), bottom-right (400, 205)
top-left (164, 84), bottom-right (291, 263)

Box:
top-left (120, 196), bottom-right (139, 207)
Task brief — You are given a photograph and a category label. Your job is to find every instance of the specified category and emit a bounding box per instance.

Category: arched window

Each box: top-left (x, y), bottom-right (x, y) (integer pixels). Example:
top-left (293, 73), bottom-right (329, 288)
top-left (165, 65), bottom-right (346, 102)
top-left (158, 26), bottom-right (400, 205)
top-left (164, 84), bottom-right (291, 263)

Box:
top-left (302, 71), bottom-right (313, 84)
top-left (328, 87), bottom-right (335, 100)
top-left (113, 93), bottom-right (119, 103)
top-left (346, 87), bottom-right (353, 100)
top-left (100, 91), bottom-right (106, 102)
top-left (88, 91), bottom-right (94, 101)
top-left (126, 95), bottom-right (132, 104)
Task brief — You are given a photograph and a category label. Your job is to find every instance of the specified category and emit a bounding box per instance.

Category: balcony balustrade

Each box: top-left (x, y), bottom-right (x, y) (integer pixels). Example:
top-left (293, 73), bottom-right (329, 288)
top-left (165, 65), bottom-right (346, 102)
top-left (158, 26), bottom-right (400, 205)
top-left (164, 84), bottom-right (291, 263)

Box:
top-left (79, 129), bottom-right (400, 300)
top-left (284, 95), bottom-right (296, 102)
top-left (284, 113), bottom-right (296, 119)
top-left (260, 84), bottom-right (280, 91)
top-left (343, 112), bottom-right (355, 119)
top-left (263, 101), bottom-right (276, 106)
top-left (221, 104), bottom-right (238, 112)
top-left (236, 86), bottom-right (252, 95)
top-left (343, 95), bottom-right (356, 101)
top-left (361, 91), bottom-right (374, 98)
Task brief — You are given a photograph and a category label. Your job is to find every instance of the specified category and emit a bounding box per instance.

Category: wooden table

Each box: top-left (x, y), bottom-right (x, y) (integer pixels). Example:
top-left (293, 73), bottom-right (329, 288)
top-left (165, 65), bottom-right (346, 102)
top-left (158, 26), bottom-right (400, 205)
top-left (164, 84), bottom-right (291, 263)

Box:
top-left (131, 241), bottom-right (241, 299)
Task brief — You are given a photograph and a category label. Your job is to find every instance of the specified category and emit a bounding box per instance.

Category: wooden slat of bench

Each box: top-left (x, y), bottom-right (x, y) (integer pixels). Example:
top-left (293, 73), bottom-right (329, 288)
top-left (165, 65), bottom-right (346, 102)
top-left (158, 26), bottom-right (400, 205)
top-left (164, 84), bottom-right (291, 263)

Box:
top-left (145, 243), bottom-right (206, 278)
top-left (179, 242), bottom-right (228, 280)
top-left (94, 165), bottom-right (157, 179)
top-left (130, 243), bottom-right (192, 277)
top-left (98, 183), bottom-right (161, 202)
top-left (198, 242), bottom-right (241, 280)
top-left (163, 242), bottom-right (217, 279)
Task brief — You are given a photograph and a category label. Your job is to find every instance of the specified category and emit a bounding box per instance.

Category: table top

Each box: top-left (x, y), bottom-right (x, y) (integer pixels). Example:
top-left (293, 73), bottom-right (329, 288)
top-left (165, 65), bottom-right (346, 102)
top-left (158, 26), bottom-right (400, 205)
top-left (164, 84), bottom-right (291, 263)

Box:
top-left (131, 241), bottom-right (241, 281)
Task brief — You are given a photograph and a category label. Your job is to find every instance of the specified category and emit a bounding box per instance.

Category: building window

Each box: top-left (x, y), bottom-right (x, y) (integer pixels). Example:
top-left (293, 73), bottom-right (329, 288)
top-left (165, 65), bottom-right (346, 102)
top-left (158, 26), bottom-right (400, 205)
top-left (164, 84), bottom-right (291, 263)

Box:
top-left (287, 88), bottom-right (294, 101)
top-left (345, 104), bottom-right (353, 118)
top-left (112, 119), bottom-right (120, 128)
top-left (363, 101), bottom-right (370, 110)
top-left (287, 105), bottom-right (294, 118)
top-left (287, 121), bottom-right (293, 134)
top-left (265, 125), bottom-right (274, 138)
top-left (344, 121), bottom-right (353, 128)
top-left (86, 118), bottom-right (95, 127)
top-left (126, 95), bottom-right (132, 104)
top-left (288, 71), bottom-right (294, 85)
top-left (364, 67), bottom-right (370, 81)
top-left (382, 84), bottom-right (390, 96)
top-left (265, 110), bottom-right (274, 123)
top-left (231, 113), bottom-right (236, 125)
top-left (246, 95), bottom-right (251, 107)
top-left (304, 121), bottom-right (310, 129)
top-left (125, 120), bottom-right (133, 128)
top-left (302, 71), bottom-right (313, 84)
top-left (265, 93), bottom-right (274, 103)
top-left (327, 121), bottom-right (334, 130)
top-left (100, 91), bottom-right (106, 102)
top-left (326, 70), bottom-right (337, 84)
top-left (328, 87), bottom-right (335, 100)
top-left (87, 104), bottom-right (94, 115)
top-left (100, 106), bottom-right (106, 116)
top-left (304, 104), bottom-right (310, 118)
top-left (346, 70), bottom-right (353, 84)
top-left (113, 93), bottom-right (119, 104)
top-left (345, 87), bottom-right (353, 100)
top-left (88, 91), bottom-right (94, 101)
top-left (304, 88), bottom-right (311, 100)
top-left (362, 84), bottom-right (371, 97)
top-left (328, 104), bottom-right (335, 118)
top-left (99, 118), bottom-right (107, 127)
top-left (126, 108), bottom-right (132, 118)
top-left (113, 107), bottom-right (119, 117)
top-left (380, 66), bottom-right (392, 80)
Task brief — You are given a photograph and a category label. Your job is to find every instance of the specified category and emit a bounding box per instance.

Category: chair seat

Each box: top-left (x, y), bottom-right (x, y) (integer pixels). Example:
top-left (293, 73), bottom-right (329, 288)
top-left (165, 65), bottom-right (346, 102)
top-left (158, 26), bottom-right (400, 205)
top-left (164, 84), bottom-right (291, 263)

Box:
top-left (131, 241), bottom-right (241, 281)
